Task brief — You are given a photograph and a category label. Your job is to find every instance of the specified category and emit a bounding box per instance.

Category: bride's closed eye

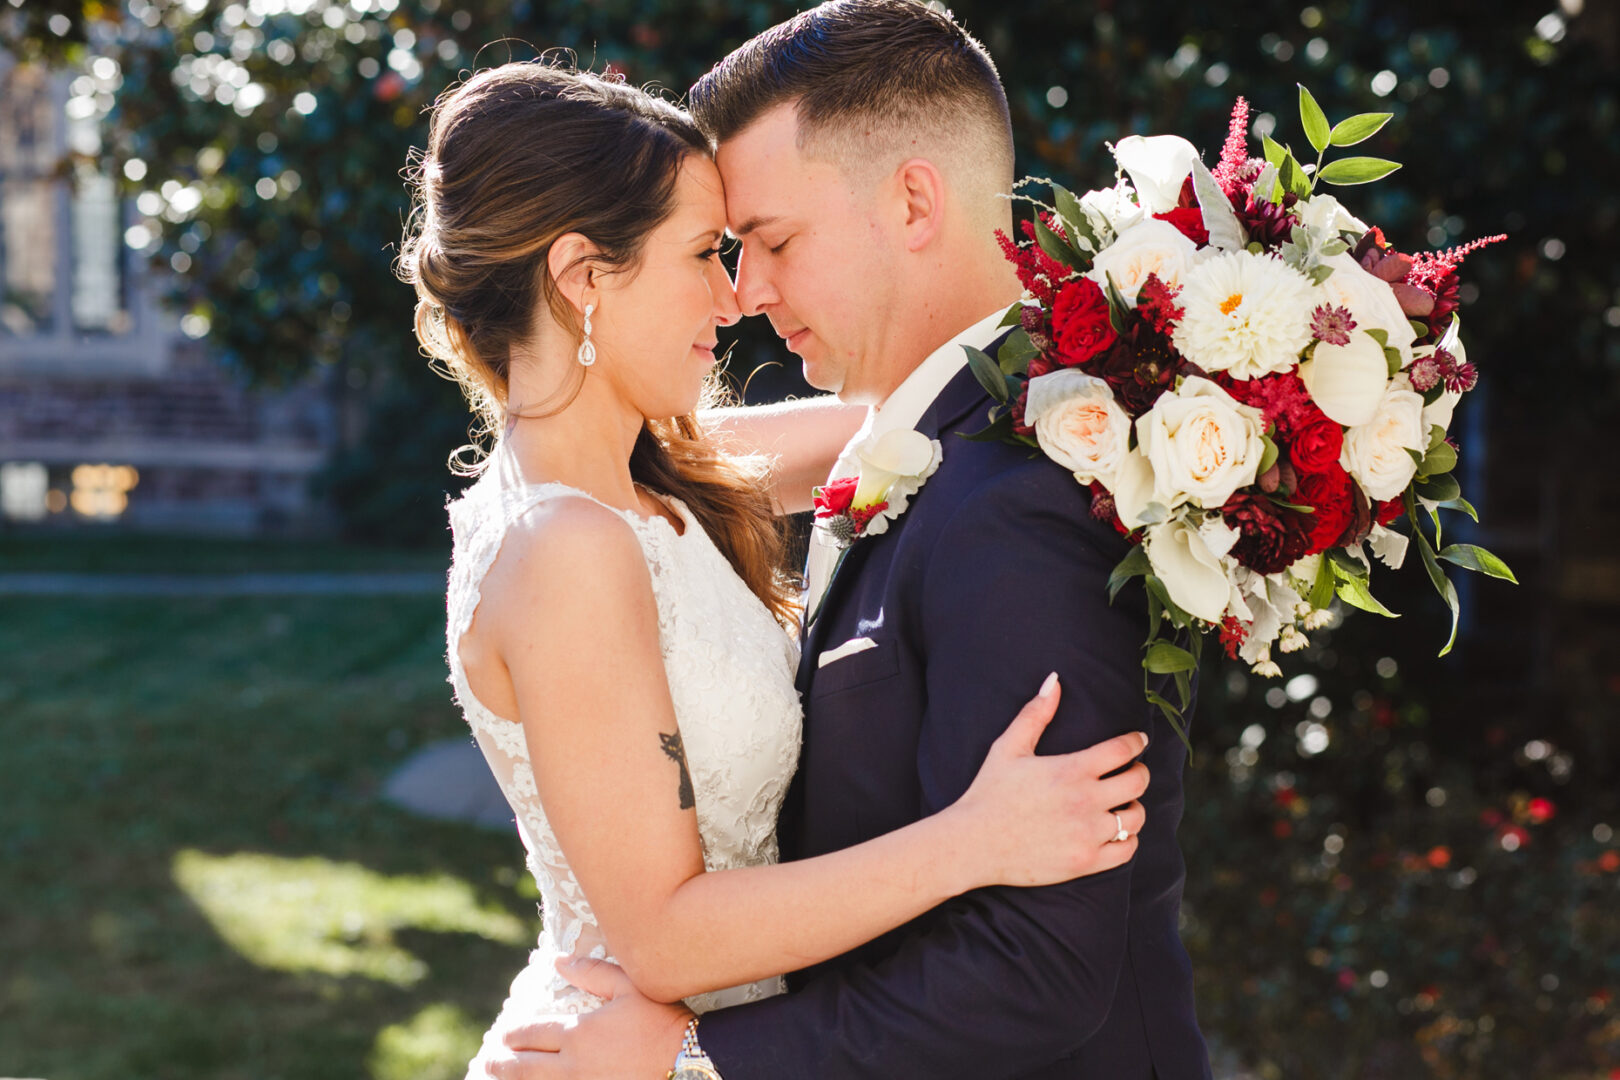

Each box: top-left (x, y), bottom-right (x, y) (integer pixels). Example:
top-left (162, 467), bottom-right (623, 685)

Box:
top-left (697, 246), bottom-right (724, 261)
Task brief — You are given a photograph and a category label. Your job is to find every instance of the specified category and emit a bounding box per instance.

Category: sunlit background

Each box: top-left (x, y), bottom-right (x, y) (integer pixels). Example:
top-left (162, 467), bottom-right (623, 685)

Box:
top-left (1, 1), bottom-right (1616, 1077)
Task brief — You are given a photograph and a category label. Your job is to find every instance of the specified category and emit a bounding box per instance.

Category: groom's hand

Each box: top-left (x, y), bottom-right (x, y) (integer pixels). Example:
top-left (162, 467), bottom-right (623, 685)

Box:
top-left (483, 957), bottom-right (691, 1080)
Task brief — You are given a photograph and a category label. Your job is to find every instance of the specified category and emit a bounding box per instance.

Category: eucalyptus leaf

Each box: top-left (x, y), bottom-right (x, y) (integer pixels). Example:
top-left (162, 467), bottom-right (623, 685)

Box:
top-left (1385, 347), bottom-right (1403, 377)
top-left (1438, 543), bottom-right (1518, 583)
top-left (1329, 112), bottom-right (1393, 147)
top-left (1366, 327), bottom-right (1389, 346)
top-left (1415, 473), bottom-right (1462, 503)
top-left (1409, 318), bottom-right (1431, 338)
top-left (1318, 156), bottom-right (1403, 186)
top-left (1427, 424), bottom-right (1448, 451)
top-left (964, 345), bottom-right (1010, 403)
top-left (1422, 441), bottom-right (1458, 476)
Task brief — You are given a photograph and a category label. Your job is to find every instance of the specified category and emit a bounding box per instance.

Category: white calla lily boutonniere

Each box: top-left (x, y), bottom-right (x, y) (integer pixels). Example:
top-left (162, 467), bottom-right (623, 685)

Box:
top-left (811, 428), bottom-right (943, 550)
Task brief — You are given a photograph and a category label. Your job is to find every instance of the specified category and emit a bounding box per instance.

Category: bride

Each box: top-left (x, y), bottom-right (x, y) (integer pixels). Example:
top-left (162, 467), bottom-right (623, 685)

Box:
top-left (397, 61), bottom-right (1151, 1072)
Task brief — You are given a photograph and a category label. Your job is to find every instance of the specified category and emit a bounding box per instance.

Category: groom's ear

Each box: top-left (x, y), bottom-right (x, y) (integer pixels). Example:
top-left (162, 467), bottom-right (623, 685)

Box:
top-left (894, 158), bottom-right (947, 253)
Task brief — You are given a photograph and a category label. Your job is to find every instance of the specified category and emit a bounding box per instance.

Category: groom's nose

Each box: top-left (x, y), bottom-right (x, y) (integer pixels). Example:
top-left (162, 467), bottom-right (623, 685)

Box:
top-left (732, 239), bottom-right (779, 318)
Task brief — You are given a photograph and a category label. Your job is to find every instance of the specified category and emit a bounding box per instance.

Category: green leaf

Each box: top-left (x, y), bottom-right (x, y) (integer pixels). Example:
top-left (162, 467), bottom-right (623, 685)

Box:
top-left (1415, 532), bottom-right (1461, 656)
top-left (1427, 424), bottom-right (1448, 451)
top-left (1329, 547), bottom-right (1368, 578)
top-left (1107, 544), bottom-right (1153, 602)
top-left (1033, 216), bottom-right (1078, 270)
top-left (1103, 272), bottom-right (1133, 335)
top-left (1438, 544), bottom-right (1519, 584)
top-left (1259, 432), bottom-right (1280, 476)
top-left (1409, 318), bottom-right (1431, 338)
top-left (1415, 473), bottom-right (1461, 504)
top-left (964, 345), bottom-right (1010, 403)
top-left (997, 302), bottom-right (1028, 329)
top-left (1438, 495), bottom-right (1479, 522)
top-left (1335, 572), bottom-right (1399, 618)
top-left (996, 329), bottom-right (1039, 375)
top-left (1307, 551), bottom-right (1337, 610)
top-left (1279, 151), bottom-right (1311, 198)
top-left (1261, 134), bottom-right (1287, 169)
top-left (1384, 347), bottom-right (1404, 377)
top-left (1421, 440), bottom-right (1458, 477)
top-left (1317, 157), bottom-right (1403, 186)
top-left (1329, 112), bottom-right (1393, 147)
top-left (1268, 498), bottom-right (1316, 513)
top-left (1143, 575), bottom-right (1194, 628)
top-left (1298, 84), bottom-right (1331, 154)
top-left (958, 407), bottom-right (1016, 443)
top-left (1142, 688), bottom-right (1192, 753)
top-left (1365, 327), bottom-right (1389, 346)
top-left (1051, 184), bottom-right (1099, 255)
top-left (1144, 641), bottom-right (1198, 674)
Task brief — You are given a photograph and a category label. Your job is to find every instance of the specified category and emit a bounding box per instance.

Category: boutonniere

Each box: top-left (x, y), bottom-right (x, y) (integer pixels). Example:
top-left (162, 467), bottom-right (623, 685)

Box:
top-left (812, 429), bottom-right (943, 551)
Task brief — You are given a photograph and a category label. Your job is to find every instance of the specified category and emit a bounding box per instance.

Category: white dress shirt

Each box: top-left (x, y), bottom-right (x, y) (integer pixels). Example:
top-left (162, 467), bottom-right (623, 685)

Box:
top-left (803, 308), bottom-right (1009, 615)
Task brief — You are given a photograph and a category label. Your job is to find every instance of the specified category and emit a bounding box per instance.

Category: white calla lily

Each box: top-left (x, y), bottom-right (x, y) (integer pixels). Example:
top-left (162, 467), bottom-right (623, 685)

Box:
top-left (1299, 329), bottom-right (1390, 427)
top-left (1146, 517), bottom-right (1231, 623)
top-left (1114, 134), bottom-right (1201, 215)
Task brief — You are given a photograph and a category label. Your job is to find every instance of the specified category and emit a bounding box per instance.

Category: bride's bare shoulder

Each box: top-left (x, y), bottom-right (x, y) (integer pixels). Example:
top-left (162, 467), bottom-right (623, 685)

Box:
top-left (473, 494), bottom-right (655, 644)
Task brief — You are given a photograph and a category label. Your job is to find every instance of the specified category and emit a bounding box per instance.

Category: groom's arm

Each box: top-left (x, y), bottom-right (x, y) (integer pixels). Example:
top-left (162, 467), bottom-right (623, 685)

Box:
top-left (697, 459), bottom-right (1167, 1079)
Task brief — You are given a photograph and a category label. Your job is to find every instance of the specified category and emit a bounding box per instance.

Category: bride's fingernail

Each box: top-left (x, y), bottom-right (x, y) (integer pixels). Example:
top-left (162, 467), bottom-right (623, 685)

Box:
top-left (1040, 672), bottom-right (1059, 697)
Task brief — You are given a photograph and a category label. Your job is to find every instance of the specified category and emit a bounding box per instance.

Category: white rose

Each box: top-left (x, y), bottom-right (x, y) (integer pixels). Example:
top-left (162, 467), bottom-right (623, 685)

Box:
top-left (1297, 193), bottom-right (1369, 236)
top-left (1025, 370), bottom-right (1131, 487)
top-left (1136, 375), bottom-right (1267, 510)
top-left (1315, 252), bottom-right (1417, 367)
top-left (1114, 134), bottom-right (1200, 215)
top-left (1145, 517), bottom-right (1230, 623)
top-left (1341, 383), bottom-right (1426, 501)
top-left (1298, 329), bottom-right (1390, 427)
top-left (1078, 183), bottom-right (1143, 242)
top-left (1086, 218), bottom-right (1202, 305)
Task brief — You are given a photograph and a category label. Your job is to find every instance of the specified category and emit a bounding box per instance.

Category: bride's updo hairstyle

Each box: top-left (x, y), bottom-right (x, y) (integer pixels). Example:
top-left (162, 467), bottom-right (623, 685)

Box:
top-left (399, 61), bottom-right (797, 625)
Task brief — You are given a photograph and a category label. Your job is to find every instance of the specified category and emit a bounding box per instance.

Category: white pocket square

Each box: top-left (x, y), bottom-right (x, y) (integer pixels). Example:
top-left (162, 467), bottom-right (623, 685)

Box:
top-left (817, 636), bottom-right (877, 669)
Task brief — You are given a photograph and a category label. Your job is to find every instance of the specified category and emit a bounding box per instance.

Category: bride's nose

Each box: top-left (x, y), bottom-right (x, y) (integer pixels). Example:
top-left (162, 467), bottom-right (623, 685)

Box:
top-left (708, 256), bottom-right (742, 328)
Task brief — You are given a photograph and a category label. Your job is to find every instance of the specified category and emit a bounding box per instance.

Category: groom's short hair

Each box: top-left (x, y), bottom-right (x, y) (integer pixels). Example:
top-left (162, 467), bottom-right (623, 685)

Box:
top-left (688, 0), bottom-right (1013, 190)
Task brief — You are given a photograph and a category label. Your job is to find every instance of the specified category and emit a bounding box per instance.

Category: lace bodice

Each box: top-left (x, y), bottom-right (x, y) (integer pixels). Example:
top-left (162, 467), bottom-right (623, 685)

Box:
top-left (445, 448), bottom-right (802, 1018)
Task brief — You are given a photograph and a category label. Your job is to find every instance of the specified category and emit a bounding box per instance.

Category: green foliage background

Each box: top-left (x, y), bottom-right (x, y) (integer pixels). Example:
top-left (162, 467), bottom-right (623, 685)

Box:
top-left (5, 1), bottom-right (1618, 1077)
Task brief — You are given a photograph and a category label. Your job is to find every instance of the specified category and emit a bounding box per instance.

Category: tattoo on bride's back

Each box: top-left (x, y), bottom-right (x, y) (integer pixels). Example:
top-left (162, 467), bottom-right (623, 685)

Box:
top-left (659, 731), bottom-right (696, 810)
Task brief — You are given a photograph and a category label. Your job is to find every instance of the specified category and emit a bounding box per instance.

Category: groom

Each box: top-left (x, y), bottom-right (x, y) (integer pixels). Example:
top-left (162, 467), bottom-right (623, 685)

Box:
top-left (493, 2), bottom-right (1210, 1076)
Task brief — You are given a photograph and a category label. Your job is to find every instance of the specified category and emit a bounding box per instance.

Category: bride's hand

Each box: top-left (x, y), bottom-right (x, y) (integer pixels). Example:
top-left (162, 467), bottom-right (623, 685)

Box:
top-left (950, 673), bottom-right (1150, 888)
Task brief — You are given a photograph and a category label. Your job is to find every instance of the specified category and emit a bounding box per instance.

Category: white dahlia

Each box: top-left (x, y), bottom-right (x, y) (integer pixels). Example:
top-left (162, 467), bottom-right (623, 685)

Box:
top-left (1171, 250), bottom-right (1316, 379)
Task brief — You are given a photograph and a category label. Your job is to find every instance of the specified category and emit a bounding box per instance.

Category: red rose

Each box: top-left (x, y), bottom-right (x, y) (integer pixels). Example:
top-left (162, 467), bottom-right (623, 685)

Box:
top-left (812, 475), bottom-right (857, 519)
top-left (1375, 495), bottom-right (1404, 527)
top-left (1295, 465), bottom-right (1356, 552)
top-left (1050, 279), bottom-right (1117, 367)
top-left (1288, 404), bottom-right (1345, 475)
top-left (1154, 206), bottom-right (1210, 247)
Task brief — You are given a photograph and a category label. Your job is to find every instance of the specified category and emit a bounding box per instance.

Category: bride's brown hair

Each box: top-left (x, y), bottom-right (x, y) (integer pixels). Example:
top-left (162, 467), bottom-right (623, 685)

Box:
top-left (398, 60), bottom-right (798, 625)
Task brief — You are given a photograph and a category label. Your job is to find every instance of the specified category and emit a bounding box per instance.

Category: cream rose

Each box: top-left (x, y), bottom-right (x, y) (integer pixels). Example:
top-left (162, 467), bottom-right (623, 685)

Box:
top-left (1298, 329), bottom-right (1390, 427)
top-left (1024, 370), bottom-right (1131, 487)
top-left (1114, 134), bottom-right (1200, 215)
top-left (1086, 218), bottom-right (1202, 305)
top-left (1136, 375), bottom-right (1267, 510)
top-left (1145, 517), bottom-right (1230, 623)
top-left (1340, 383), bottom-right (1426, 501)
top-left (1315, 252), bottom-right (1417, 367)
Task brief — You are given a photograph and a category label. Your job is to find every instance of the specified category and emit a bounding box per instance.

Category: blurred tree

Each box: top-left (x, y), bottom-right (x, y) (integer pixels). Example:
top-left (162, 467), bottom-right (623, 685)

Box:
top-left (4, 1), bottom-right (1617, 1076)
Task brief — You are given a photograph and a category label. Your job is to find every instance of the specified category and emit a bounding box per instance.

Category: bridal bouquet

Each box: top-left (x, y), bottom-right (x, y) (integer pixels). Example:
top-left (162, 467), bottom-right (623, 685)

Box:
top-left (970, 88), bottom-right (1514, 740)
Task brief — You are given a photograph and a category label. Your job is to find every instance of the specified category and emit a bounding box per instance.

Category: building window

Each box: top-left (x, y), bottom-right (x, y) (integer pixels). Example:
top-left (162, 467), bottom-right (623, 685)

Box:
top-left (0, 461), bottom-right (49, 520)
top-left (0, 63), bottom-right (60, 336)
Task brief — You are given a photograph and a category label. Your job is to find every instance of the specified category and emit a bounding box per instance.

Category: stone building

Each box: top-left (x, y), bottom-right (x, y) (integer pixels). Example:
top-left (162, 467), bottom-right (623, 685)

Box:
top-left (0, 54), bottom-right (333, 535)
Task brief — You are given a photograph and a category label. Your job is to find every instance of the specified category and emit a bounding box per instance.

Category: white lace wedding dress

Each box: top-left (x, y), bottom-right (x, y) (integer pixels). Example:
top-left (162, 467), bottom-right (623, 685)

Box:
top-left (444, 447), bottom-right (802, 1056)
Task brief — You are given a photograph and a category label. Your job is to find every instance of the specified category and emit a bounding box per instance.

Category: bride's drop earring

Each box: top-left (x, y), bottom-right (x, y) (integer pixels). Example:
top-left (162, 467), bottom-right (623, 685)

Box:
top-left (577, 303), bottom-right (597, 367)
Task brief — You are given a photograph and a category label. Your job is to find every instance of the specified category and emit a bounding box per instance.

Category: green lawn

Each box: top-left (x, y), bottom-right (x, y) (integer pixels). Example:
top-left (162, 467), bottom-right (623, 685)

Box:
top-left (0, 541), bottom-right (539, 1080)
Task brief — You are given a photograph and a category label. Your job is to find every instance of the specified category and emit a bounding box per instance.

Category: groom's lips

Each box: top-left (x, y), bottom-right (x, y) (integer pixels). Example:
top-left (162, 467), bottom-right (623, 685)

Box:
top-left (780, 327), bottom-right (811, 351)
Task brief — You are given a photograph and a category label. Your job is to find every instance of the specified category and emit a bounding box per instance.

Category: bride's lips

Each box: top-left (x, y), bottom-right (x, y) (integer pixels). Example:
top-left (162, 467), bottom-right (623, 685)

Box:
top-left (692, 342), bottom-right (719, 366)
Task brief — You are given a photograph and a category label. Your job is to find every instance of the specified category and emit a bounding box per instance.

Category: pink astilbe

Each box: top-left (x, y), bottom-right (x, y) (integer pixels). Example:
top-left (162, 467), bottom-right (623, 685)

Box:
top-left (1213, 97), bottom-right (1253, 193)
top-left (1405, 233), bottom-right (1506, 339)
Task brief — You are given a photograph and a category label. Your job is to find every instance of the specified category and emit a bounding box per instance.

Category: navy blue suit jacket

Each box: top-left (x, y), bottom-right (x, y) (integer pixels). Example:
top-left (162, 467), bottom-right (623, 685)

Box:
top-left (699, 361), bottom-right (1212, 1079)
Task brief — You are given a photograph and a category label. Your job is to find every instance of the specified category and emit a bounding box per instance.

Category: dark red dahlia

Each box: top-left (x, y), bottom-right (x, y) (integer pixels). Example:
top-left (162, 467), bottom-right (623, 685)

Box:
top-left (1096, 327), bottom-right (1187, 414)
top-left (1224, 492), bottom-right (1312, 574)
top-left (1234, 190), bottom-right (1299, 249)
